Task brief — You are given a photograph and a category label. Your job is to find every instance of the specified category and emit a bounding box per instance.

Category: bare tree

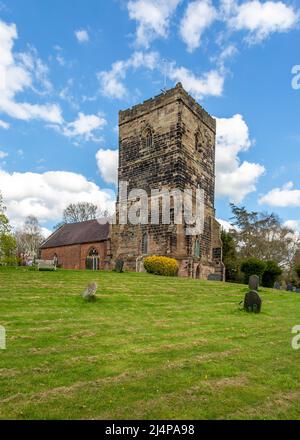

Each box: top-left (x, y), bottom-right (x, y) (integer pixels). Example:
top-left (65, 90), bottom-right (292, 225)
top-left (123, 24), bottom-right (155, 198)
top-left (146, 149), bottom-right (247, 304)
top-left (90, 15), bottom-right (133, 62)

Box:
top-left (15, 215), bottom-right (44, 258)
top-left (54, 202), bottom-right (109, 229)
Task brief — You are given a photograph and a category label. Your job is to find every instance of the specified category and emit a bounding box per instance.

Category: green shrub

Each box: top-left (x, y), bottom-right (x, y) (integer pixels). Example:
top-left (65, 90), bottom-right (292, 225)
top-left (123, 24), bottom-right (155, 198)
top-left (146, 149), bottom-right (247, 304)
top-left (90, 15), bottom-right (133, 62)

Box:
top-left (295, 264), bottom-right (300, 279)
top-left (262, 260), bottom-right (282, 288)
top-left (144, 255), bottom-right (178, 277)
top-left (240, 257), bottom-right (266, 284)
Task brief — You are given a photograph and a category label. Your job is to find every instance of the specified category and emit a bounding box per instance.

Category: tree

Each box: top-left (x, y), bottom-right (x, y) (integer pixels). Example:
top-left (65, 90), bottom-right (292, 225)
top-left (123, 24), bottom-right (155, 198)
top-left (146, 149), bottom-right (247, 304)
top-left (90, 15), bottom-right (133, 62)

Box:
top-left (0, 192), bottom-right (17, 265)
top-left (240, 258), bottom-right (266, 284)
top-left (54, 202), bottom-right (108, 230)
top-left (230, 204), bottom-right (296, 268)
top-left (261, 261), bottom-right (282, 288)
top-left (295, 263), bottom-right (300, 279)
top-left (221, 230), bottom-right (240, 282)
top-left (15, 215), bottom-right (44, 258)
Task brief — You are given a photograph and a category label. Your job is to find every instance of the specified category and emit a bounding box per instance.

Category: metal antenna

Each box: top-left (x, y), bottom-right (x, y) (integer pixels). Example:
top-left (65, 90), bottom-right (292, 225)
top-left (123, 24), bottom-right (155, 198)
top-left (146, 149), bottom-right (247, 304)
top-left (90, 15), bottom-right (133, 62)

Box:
top-left (161, 59), bottom-right (168, 93)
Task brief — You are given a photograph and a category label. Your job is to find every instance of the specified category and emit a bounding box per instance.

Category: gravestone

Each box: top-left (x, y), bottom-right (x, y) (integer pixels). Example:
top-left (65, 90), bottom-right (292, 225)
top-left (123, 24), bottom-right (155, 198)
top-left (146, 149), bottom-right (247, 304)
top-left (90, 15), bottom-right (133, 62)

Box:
top-left (81, 282), bottom-right (97, 302)
top-left (207, 274), bottom-right (222, 281)
top-left (115, 259), bottom-right (124, 273)
top-left (249, 275), bottom-right (259, 291)
top-left (274, 281), bottom-right (281, 290)
top-left (243, 290), bottom-right (262, 313)
top-left (286, 283), bottom-right (294, 292)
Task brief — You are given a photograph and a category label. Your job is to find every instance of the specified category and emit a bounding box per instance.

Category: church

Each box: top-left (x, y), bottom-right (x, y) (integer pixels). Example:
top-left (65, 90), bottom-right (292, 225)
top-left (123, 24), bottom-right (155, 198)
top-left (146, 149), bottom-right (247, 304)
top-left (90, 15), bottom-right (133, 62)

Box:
top-left (40, 83), bottom-right (224, 279)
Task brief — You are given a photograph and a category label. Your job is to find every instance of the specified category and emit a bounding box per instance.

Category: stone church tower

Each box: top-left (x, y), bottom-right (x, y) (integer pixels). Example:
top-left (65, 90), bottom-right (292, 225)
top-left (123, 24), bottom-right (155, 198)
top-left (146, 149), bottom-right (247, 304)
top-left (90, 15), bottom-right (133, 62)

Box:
top-left (111, 83), bottom-right (224, 279)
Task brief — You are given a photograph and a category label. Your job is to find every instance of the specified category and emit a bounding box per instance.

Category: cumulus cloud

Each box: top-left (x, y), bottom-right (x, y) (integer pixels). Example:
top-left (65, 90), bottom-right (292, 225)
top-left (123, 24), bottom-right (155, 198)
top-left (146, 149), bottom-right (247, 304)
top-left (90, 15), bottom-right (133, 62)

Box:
top-left (217, 218), bottom-right (235, 231)
top-left (98, 51), bottom-right (159, 99)
top-left (169, 65), bottom-right (224, 99)
top-left (180, 0), bottom-right (217, 52)
top-left (284, 220), bottom-right (300, 232)
top-left (99, 50), bottom-right (225, 100)
top-left (223, 0), bottom-right (299, 43)
top-left (259, 182), bottom-right (300, 207)
top-left (75, 29), bottom-right (89, 43)
top-left (60, 112), bottom-right (107, 141)
top-left (0, 169), bottom-right (116, 227)
top-left (96, 148), bottom-right (118, 185)
top-left (0, 119), bottom-right (9, 129)
top-left (0, 20), bottom-right (63, 124)
top-left (127, 0), bottom-right (181, 47)
top-left (215, 114), bottom-right (265, 202)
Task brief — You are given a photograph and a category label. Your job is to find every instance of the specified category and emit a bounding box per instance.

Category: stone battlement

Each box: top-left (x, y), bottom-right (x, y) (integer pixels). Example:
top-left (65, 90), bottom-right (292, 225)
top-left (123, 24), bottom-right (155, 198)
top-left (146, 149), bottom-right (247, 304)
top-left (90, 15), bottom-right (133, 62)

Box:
top-left (119, 82), bottom-right (216, 132)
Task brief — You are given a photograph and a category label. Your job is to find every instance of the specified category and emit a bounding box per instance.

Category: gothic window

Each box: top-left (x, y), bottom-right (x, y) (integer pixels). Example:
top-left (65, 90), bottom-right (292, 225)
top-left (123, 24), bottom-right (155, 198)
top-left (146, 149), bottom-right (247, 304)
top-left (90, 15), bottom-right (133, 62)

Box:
top-left (142, 232), bottom-right (148, 255)
top-left (142, 128), bottom-right (153, 150)
top-left (170, 234), bottom-right (177, 252)
top-left (194, 239), bottom-right (201, 258)
top-left (195, 130), bottom-right (204, 153)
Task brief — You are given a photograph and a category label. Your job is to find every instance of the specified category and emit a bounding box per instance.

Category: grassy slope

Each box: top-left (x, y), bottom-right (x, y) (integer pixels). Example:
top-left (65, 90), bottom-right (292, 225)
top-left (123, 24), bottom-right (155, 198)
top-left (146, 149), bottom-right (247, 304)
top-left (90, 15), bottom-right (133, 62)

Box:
top-left (0, 267), bottom-right (300, 420)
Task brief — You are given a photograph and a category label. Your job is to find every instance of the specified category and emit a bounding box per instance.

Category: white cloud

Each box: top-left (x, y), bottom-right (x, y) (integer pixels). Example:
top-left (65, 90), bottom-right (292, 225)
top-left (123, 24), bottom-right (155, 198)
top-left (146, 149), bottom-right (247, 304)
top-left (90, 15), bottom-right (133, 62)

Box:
top-left (98, 51), bottom-right (159, 99)
top-left (0, 169), bottom-right (115, 227)
top-left (96, 148), bottom-right (118, 185)
top-left (0, 150), bottom-right (8, 159)
top-left (99, 50), bottom-right (225, 100)
top-left (217, 218), bottom-right (235, 231)
top-left (224, 0), bottom-right (299, 43)
top-left (169, 65), bottom-right (224, 99)
top-left (128, 0), bottom-right (181, 47)
top-left (75, 29), bottom-right (89, 43)
top-left (259, 182), bottom-right (300, 207)
top-left (0, 20), bottom-right (63, 124)
top-left (215, 114), bottom-right (265, 202)
top-left (0, 119), bottom-right (9, 129)
top-left (180, 0), bottom-right (217, 52)
top-left (60, 112), bottom-right (107, 141)
top-left (284, 220), bottom-right (300, 232)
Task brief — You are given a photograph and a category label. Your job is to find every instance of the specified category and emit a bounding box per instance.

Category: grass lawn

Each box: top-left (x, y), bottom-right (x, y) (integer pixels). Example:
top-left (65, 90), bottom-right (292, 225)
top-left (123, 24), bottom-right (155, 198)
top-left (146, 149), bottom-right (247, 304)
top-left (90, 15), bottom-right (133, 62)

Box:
top-left (0, 267), bottom-right (300, 420)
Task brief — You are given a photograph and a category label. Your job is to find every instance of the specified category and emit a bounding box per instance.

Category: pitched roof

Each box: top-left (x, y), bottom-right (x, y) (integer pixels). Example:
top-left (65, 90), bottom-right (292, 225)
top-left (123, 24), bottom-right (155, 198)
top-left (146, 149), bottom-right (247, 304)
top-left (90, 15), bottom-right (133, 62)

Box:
top-left (40, 219), bottom-right (109, 249)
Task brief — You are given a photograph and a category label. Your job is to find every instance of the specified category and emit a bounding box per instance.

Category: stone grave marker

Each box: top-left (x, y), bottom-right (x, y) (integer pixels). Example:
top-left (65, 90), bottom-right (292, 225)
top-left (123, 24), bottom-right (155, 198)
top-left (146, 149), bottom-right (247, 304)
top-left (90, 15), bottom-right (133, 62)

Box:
top-left (115, 259), bottom-right (124, 273)
top-left (249, 275), bottom-right (259, 291)
top-left (81, 282), bottom-right (97, 302)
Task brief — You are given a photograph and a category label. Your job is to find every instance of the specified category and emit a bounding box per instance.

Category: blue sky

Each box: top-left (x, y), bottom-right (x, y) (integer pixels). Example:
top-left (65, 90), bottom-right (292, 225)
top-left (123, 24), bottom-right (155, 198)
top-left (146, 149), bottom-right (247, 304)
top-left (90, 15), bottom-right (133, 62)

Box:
top-left (0, 0), bottom-right (300, 235)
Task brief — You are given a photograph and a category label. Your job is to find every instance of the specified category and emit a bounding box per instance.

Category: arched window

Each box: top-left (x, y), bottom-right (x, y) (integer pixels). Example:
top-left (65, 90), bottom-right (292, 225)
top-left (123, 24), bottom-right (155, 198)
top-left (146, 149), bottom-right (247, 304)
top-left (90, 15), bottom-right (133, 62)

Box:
top-left (142, 128), bottom-right (153, 150)
top-left (145, 129), bottom-right (152, 148)
top-left (194, 239), bottom-right (201, 258)
top-left (88, 248), bottom-right (98, 257)
top-left (142, 232), bottom-right (148, 255)
top-left (195, 130), bottom-right (203, 153)
top-left (195, 132), bottom-right (199, 151)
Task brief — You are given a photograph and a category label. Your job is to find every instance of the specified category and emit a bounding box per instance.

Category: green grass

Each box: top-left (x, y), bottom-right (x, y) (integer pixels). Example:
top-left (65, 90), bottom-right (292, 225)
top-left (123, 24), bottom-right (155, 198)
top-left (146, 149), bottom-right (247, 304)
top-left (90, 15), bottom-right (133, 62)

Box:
top-left (1, 267), bottom-right (300, 420)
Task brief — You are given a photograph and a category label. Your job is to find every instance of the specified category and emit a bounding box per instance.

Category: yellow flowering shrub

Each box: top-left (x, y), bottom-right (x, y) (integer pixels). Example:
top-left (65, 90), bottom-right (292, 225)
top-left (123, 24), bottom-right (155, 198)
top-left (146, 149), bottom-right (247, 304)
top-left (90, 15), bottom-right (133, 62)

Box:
top-left (143, 255), bottom-right (179, 277)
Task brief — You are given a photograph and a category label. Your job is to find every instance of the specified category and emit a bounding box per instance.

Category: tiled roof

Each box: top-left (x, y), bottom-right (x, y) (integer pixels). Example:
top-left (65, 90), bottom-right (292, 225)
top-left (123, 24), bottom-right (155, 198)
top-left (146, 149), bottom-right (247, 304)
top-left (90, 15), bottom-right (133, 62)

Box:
top-left (40, 219), bottom-right (109, 249)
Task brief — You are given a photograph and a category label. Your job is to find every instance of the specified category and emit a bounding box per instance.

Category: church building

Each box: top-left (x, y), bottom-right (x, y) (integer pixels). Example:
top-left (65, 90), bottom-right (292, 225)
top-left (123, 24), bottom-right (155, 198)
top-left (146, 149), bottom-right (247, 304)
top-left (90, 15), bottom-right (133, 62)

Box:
top-left (40, 83), bottom-right (224, 279)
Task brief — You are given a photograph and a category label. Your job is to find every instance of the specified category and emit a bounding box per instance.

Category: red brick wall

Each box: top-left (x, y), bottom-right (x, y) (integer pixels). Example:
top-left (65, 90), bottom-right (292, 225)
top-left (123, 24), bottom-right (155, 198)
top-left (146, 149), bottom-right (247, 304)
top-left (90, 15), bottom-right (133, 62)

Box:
top-left (40, 241), bottom-right (108, 270)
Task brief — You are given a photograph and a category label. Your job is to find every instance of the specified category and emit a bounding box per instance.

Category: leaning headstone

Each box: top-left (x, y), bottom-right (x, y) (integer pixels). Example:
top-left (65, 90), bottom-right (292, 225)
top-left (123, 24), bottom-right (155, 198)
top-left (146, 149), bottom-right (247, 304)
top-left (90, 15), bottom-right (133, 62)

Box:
top-left (243, 290), bottom-right (262, 313)
top-left (115, 259), bottom-right (124, 273)
top-left (274, 281), bottom-right (281, 290)
top-left (249, 275), bottom-right (259, 291)
top-left (81, 282), bottom-right (97, 302)
top-left (286, 283), bottom-right (294, 292)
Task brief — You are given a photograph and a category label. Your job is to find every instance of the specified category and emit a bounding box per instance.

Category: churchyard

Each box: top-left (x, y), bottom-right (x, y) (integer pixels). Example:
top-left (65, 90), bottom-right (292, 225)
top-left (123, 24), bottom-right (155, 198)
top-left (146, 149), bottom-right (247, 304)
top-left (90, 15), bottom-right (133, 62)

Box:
top-left (1, 266), bottom-right (300, 420)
